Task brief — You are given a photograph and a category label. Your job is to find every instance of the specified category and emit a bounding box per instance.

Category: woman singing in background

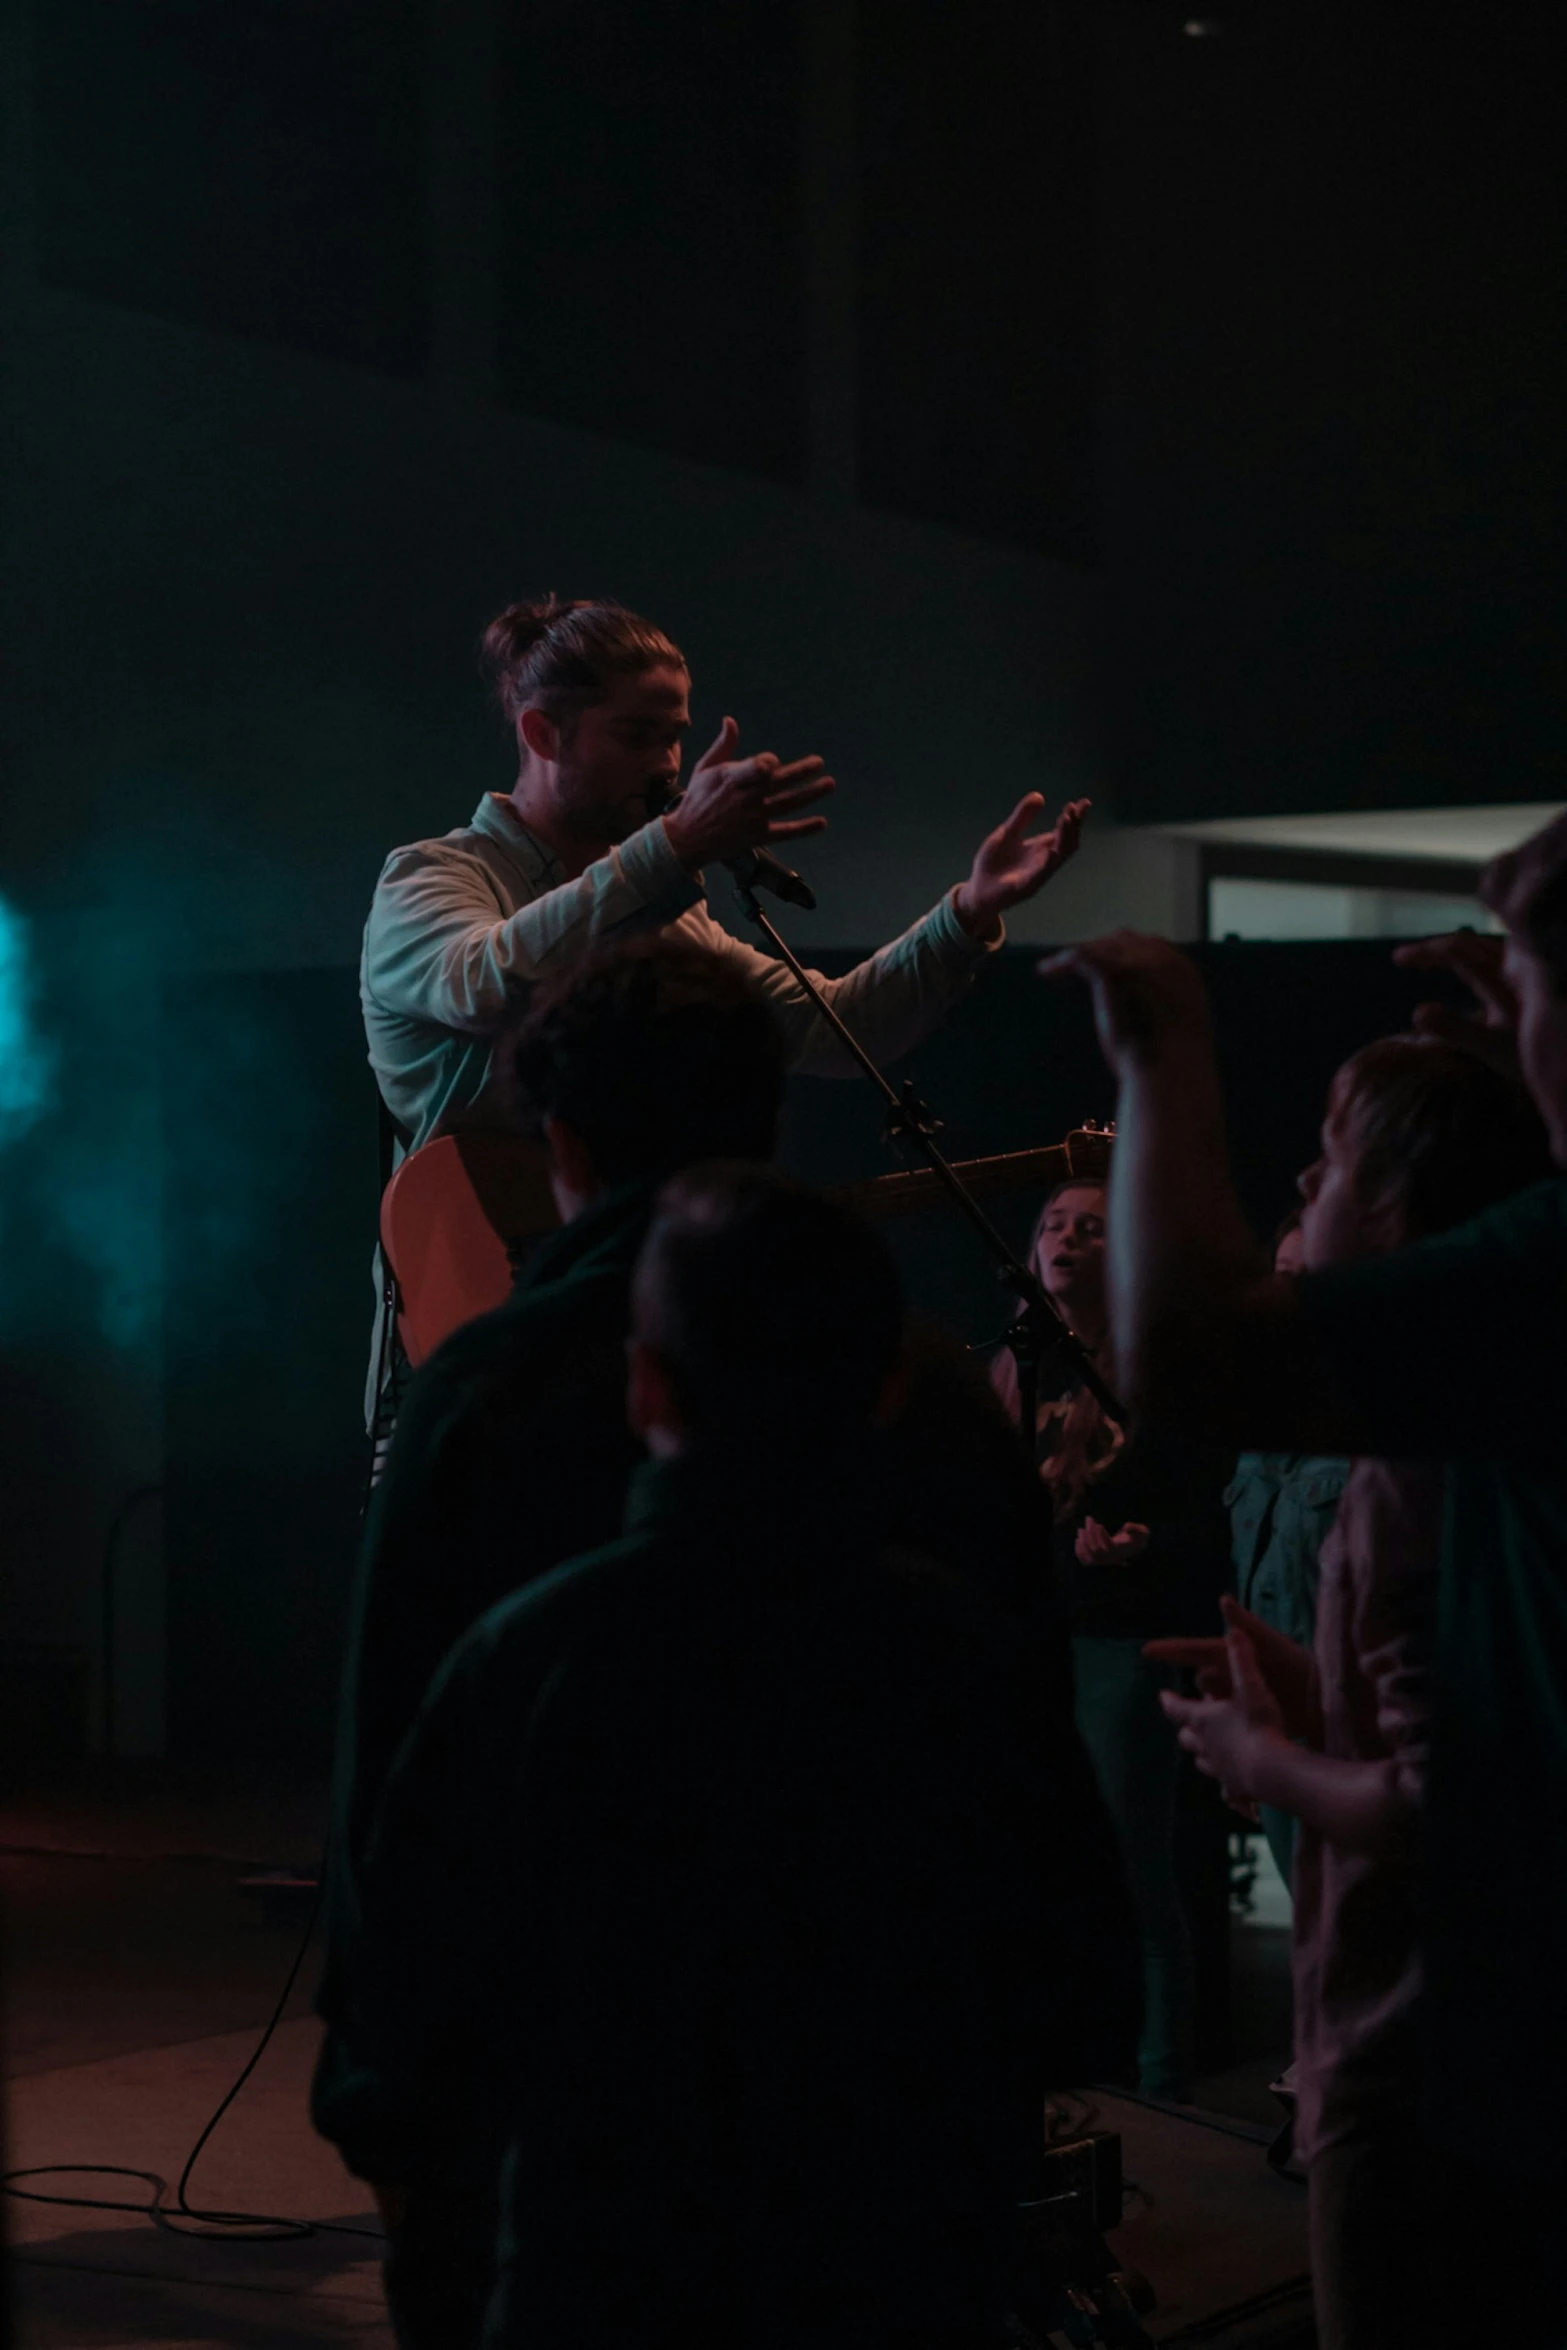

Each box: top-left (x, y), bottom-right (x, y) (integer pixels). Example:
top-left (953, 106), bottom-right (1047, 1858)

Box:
top-left (993, 1179), bottom-right (1229, 2100)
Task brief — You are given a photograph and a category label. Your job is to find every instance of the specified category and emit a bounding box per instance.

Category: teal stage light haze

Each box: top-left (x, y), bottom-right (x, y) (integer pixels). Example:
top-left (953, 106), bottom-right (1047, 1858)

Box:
top-left (0, 892), bottom-right (57, 1147)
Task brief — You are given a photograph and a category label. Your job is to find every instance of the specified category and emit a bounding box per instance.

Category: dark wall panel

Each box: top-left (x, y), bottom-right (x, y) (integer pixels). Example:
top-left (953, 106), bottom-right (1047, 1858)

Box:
top-left (495, 0), bottom-right (806, 481)
top-left (35, 0), bottom-right (431, 375)
top-left (1097, 0), bottom-right (1567, 822)
top-left (856, 0), bottom-right (1098, 562)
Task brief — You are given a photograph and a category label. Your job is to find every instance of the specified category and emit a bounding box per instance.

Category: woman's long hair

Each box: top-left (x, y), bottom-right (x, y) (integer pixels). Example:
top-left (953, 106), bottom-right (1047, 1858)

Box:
top-left (1000, 1180), bottom-right (1123, 1524)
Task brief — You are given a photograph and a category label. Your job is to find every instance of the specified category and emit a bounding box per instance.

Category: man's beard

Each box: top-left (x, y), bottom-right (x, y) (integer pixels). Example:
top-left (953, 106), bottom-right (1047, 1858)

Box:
top-left (554, 762), bottom-right (665, 849)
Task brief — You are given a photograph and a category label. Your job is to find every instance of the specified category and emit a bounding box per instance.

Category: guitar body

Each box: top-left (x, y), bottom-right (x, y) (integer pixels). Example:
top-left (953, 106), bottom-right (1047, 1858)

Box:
top-left (381, 1124), bottom-right (1114, 1369)
top-left (380, 1131), bottom-right (559, 1367)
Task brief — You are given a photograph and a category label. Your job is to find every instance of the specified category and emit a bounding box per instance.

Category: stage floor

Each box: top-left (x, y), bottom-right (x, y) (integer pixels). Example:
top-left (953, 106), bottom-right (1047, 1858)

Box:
top-left (2, 1769), bottom-right (1311, 2347)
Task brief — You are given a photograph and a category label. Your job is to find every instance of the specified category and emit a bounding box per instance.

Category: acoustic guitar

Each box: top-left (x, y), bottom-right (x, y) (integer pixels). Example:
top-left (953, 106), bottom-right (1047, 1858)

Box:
top-left (381, 1124), bottom-right (1113, 1368)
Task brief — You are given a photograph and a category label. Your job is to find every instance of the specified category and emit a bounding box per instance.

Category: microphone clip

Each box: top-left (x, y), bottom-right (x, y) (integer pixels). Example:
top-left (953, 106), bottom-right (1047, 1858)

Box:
top-left (728, 847), bottom-right (817, 914)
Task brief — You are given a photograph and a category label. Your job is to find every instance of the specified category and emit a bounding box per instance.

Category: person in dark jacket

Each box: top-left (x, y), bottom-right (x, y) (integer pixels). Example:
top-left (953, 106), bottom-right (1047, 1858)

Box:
top-left (328, 939), bottom-right (788, 1888)
top-left (329, 1170), bottom-right (1135, 2350)
top-left (321, 939), bottom-right (1127, 2348)
top-left (317, 940), bottom-right (789, 2345)
top-left (994, 1178), bottom-right (1229, 2098)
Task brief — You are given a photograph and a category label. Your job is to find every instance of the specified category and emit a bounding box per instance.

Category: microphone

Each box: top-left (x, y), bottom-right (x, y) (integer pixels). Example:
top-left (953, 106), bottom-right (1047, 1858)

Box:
top-left (726, 846), bottom-right (817, 912)
top-left (646, 781), bottom-right (817, 911)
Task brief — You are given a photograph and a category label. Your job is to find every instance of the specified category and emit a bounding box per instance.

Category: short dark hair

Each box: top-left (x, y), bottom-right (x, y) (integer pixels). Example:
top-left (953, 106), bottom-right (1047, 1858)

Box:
top-left (1332, 1035), bottom-right (1554, 1241)
top-left (632, 1165), bottom-right (905, 1435)
top-left (480, 595), bottom-right (685, 729)
top-left (503, 939), bottom-right (784, 1183)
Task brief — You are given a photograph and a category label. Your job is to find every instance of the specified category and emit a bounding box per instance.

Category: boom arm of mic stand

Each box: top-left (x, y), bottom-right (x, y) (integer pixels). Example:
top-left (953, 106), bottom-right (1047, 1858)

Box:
top-left (732, 877), bottom-right (1126, 1427)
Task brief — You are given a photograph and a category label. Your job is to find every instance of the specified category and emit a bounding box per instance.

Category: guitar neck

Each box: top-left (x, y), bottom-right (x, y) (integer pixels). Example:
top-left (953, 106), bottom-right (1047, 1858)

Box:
top-left (826, 1143), bottom-right (1075, 1225)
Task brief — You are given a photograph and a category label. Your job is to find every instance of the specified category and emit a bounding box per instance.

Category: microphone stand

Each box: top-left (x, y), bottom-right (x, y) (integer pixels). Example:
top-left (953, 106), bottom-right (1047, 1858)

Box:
top-left (730, 872), bottom-right (1126, 1443)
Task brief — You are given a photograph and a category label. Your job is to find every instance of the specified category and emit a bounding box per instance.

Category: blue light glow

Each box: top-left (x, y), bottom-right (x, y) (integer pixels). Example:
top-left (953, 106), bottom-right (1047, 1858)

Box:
top-left (0, 892), bottom-right (57, 1147)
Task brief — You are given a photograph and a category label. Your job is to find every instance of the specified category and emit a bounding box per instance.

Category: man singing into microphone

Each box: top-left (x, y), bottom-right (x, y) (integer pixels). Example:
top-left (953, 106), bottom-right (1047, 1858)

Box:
top-left (363, 594), bottom-right (1090, 1162)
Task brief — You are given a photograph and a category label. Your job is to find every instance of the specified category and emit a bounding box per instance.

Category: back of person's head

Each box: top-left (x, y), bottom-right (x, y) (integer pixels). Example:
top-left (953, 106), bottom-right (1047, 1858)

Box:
top-left (1482, 809), bottom-right (1567, 992)
top-left (504, 940), bottom-right (785, 1182)
top-left (632, 1165), bottom-right (905, 1442)
top-left (1332, 1035), bottom-right (1554, 1241)
top-left (480, 595), bottom-right (686, 735)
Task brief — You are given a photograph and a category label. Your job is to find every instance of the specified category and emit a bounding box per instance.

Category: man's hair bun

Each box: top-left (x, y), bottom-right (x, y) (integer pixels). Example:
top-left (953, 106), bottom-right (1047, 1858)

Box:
top-left (479, 596), bottom-right (685, 725)
top-left (479, 595), bottom-right (581, 685)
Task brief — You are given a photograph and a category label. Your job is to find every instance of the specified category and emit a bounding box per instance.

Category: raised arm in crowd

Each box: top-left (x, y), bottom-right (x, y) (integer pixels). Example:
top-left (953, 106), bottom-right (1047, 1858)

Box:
top-left (1046, 808), bottom-right (1567, 2349)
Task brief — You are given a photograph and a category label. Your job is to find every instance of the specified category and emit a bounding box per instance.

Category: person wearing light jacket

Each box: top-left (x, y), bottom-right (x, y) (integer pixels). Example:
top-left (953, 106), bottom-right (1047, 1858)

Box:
top-left (360, 592), bottom-right (1090, 1414)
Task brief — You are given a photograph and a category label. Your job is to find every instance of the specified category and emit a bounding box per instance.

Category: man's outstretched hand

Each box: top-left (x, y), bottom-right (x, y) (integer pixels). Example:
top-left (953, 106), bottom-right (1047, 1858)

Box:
top-left (1038, 930), bottom-right (1212, 1077)
top-left (1392, 930), bottom-right (1521, 1077)
top-left (663, 716), bottom-right (835, 873)
top-left (952, 794), bottom-right (1091, 942)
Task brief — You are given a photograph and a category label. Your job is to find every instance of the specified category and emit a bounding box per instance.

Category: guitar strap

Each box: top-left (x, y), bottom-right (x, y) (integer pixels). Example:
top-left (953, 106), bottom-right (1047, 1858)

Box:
top-left (376, 1094), bottom-right (412, 1191)
top-left (367, 1096), bottom-right (416, 1496)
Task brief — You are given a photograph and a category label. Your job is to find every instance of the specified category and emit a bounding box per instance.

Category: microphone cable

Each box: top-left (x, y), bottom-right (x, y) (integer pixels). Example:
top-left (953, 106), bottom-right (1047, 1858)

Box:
top-left (2, 1852), bottom-right (382, 2245)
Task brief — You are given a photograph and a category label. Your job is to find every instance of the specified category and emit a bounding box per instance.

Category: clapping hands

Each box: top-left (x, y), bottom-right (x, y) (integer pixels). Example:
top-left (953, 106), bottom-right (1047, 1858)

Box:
top-left (1145, 1596), bottom-right (1318, 1817)
top-left (1074, 1516), bottom-right (1150, 1566)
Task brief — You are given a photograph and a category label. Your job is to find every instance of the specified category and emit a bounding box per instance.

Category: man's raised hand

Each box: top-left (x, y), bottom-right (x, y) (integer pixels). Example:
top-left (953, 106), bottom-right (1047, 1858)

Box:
top-left (953, 793), bottom-right (1090, 941)
top-left (1392, 929), bottom-right (1521, 1077)
top-left (1038, 931), bottom-right (1213, 1078)
top-left (662, 716), bottom-right (834, 874)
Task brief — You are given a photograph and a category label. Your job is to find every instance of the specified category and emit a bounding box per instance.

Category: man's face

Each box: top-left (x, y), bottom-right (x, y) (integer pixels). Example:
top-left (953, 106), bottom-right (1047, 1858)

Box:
top-left (1505, 930), bottom-right (1567, 1168)
top-left (1480, 816), bottom-right (1567, 1167)
top-left (1297, 1091), bottom-right (1390, 1270)
top-left (552, 664), bottom-right (691, 847)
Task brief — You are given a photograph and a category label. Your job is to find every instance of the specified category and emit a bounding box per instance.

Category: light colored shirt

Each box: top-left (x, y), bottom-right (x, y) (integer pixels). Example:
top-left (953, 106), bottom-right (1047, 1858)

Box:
top-left (1290, 1456), bottom-right (1438, 2167)
top-left (361, 793), bottom-right (1001, 1151)
top-left (361, 793), bottom-right (1001, 1419)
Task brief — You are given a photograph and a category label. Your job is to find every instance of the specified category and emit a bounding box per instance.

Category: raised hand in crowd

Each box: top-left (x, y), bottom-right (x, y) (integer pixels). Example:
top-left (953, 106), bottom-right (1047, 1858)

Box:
top-left (1392, 929), bottom-right (1520, 1075)
top-left (953, 791), bottom-right (1091, 941)
top-left (1039, 932), bottom-right (1295, 1430)
top-left (1157, 1619), bottom-right (1288, 1818)
top-left (662, 715), bottom-right (836, 870)
top-left (1146, 1595), bottom-right (1320, 1738)
top-left (1053, 914), bottom-right (1524, 1088)
top-left (1073, 1515), bottom-right (1150, 1566)
top-left (1041, 927), bottom-right (1214, 1078)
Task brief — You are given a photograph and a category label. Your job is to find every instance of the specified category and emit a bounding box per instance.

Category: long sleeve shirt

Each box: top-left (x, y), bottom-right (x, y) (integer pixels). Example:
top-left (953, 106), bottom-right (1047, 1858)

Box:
top-left (1290, 1456), bottom-right (1439, 2167)
top-left (1298, 1178), bottom-right (1567, 2183)
top-left (361, 792), bottom-right (1001, 1150)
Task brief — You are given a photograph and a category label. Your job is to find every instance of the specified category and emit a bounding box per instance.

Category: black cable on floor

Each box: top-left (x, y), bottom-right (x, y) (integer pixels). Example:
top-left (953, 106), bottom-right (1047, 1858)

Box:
top-left (2, 1852), bottom-right (383, 2246)
top-left (17, 1329), bottom-right (402, 2246)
